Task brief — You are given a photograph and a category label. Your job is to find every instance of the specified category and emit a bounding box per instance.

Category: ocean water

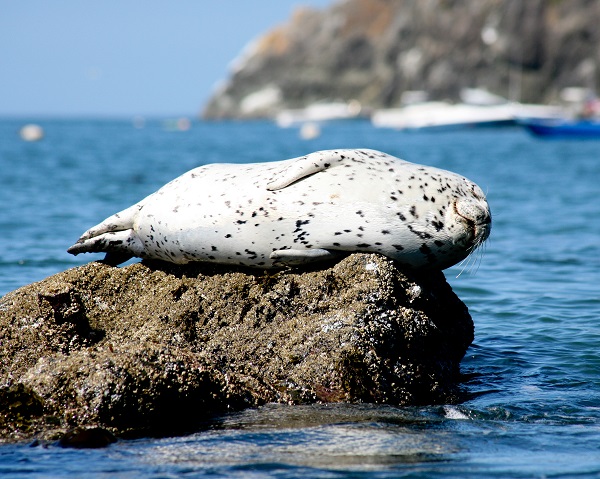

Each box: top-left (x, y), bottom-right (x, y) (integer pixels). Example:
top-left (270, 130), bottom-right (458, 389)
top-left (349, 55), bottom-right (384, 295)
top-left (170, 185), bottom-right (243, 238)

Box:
top-left (0, 118), bottom-right (599, 478)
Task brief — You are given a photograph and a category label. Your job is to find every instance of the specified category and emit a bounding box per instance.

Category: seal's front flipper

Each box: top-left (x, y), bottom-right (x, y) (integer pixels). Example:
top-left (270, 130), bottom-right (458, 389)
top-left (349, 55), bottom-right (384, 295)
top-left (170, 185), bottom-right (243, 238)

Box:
top-left (266, 150), bottom-right (348, 191)
top-left (269, 248), bottom-right (343, 266)
top-left (67, 230), bottom-right (143, 265)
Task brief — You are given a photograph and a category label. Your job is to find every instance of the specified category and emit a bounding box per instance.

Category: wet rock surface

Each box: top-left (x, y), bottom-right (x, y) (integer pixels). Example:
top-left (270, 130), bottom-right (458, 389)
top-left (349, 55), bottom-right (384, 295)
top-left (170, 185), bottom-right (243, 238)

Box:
top-left (0, 254), bottom-right (473, 443)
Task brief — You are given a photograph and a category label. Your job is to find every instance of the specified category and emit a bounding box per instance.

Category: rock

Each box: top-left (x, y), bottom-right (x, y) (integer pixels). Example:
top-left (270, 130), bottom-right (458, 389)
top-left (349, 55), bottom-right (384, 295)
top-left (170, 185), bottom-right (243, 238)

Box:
top-left (203, 0), bottom-right (600, 119)
top-left (57, 427), bottom-right (117, 449)
top-left (0, 254), bottom-right (473, 442)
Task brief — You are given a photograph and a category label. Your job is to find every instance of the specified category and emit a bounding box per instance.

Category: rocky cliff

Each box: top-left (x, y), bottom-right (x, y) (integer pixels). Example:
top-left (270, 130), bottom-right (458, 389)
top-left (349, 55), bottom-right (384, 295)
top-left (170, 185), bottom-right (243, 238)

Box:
top-left (0, 254), bottom-right (472, 443)
top-left (203, 0), bottom-right (600, 119)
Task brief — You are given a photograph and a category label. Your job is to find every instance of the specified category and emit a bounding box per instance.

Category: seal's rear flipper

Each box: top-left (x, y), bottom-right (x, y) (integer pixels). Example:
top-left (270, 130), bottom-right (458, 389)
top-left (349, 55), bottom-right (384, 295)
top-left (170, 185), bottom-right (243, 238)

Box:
top-left (67, 230), bottom-right (143, 266)
top-left (270, 248), bottom-right (343, 266)
top-left (76, 204), bottom-right (141, 242)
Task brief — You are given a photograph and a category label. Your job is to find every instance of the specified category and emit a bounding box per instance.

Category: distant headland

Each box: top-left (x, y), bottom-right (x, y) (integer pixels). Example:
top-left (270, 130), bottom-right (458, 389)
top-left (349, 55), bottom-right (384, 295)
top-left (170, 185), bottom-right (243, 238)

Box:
top-left (202, 0), bottom-right (600, 119)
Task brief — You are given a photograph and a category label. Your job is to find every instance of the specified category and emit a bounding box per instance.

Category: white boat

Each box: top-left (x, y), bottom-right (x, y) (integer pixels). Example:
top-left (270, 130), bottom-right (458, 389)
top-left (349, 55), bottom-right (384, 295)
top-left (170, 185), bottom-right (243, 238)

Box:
top-left (372, 88), bottom-right (563, 131)
top-left (372, 102), bottom-right (508, 130)
top-left (372, 102), bottom-right (563, 131)
top-left (275, 101), bottom-right (363, 128)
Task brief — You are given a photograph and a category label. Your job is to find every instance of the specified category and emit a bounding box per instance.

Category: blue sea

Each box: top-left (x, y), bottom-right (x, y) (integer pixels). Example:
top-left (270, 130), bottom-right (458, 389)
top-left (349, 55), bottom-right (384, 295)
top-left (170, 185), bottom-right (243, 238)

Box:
top-left (1, 118), bottom-right (599, 478)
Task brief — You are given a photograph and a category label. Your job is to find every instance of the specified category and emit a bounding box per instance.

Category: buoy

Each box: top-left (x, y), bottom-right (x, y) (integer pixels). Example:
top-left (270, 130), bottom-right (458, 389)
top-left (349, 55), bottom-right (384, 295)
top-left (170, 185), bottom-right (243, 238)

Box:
top-left (299, 122), bottom-right (321, 140)
top-left (19, 124), bottom-right (44, 142)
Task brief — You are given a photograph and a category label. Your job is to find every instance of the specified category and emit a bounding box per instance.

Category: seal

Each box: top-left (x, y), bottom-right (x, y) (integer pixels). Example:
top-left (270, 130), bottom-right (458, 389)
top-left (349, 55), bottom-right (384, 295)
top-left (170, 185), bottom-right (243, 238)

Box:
top-left (67, 149), bottom-right (491, 270)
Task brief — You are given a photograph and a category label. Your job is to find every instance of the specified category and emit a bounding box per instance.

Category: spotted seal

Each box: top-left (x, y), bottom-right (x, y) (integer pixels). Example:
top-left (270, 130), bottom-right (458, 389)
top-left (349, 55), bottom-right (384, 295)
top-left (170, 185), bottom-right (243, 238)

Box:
top-left (67, 149), bottom-right (491, 270)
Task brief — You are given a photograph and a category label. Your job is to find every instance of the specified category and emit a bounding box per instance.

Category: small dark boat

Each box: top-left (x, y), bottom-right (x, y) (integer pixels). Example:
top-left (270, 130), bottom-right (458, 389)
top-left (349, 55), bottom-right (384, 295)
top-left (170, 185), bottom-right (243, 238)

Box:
top-left (520, 118), bottom-right (600, 138)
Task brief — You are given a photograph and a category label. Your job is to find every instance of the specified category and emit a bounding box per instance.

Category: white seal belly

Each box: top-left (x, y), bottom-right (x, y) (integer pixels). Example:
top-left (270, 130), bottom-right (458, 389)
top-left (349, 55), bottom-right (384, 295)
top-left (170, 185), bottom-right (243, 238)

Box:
top-left (68, 149), bottom-right (491, 270)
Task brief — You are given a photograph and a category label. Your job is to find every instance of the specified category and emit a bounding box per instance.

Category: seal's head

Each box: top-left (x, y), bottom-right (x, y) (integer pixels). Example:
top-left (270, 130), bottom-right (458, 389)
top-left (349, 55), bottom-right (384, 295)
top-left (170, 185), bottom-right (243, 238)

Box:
top-left (455, 187), bottom-right (491, 243)
top-left (440, 179), bottom-right (491, 268)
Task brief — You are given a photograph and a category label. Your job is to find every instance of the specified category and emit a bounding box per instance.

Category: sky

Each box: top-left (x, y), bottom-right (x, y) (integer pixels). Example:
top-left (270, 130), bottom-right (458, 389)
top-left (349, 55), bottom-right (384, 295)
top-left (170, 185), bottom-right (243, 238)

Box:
top-left (0, 0), bottom-right (333, 118)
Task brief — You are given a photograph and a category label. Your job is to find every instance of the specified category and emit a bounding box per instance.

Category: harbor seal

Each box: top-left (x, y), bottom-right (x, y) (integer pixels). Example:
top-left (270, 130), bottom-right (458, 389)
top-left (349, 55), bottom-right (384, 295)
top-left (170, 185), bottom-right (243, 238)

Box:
top-left (68, 149), bottom-right (491, 270)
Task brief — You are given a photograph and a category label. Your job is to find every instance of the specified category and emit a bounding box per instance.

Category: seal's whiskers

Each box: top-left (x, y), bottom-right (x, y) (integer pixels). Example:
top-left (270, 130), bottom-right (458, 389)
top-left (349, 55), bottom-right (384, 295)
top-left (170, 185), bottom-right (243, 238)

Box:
top-left (455, 236), bottom-right (487, 278)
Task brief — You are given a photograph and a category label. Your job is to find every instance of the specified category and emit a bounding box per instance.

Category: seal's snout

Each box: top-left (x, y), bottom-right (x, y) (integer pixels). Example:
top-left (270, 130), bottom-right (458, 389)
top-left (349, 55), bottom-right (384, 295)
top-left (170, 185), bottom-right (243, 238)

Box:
top-left (454, 196), bottom-right (492, 245)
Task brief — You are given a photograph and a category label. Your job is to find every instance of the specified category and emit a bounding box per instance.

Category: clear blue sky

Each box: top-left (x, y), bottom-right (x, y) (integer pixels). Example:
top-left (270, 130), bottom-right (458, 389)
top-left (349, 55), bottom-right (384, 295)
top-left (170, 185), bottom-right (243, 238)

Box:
top-left (0, 1), bottom-right (332, 118)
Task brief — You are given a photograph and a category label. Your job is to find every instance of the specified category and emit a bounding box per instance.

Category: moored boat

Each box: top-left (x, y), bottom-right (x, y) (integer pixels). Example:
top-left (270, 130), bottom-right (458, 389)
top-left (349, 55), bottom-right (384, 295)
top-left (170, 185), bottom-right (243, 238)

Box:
top-left (519, 118), bottom-right (600, 138)
top-left (372, 101), bottom-right (563, 132)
